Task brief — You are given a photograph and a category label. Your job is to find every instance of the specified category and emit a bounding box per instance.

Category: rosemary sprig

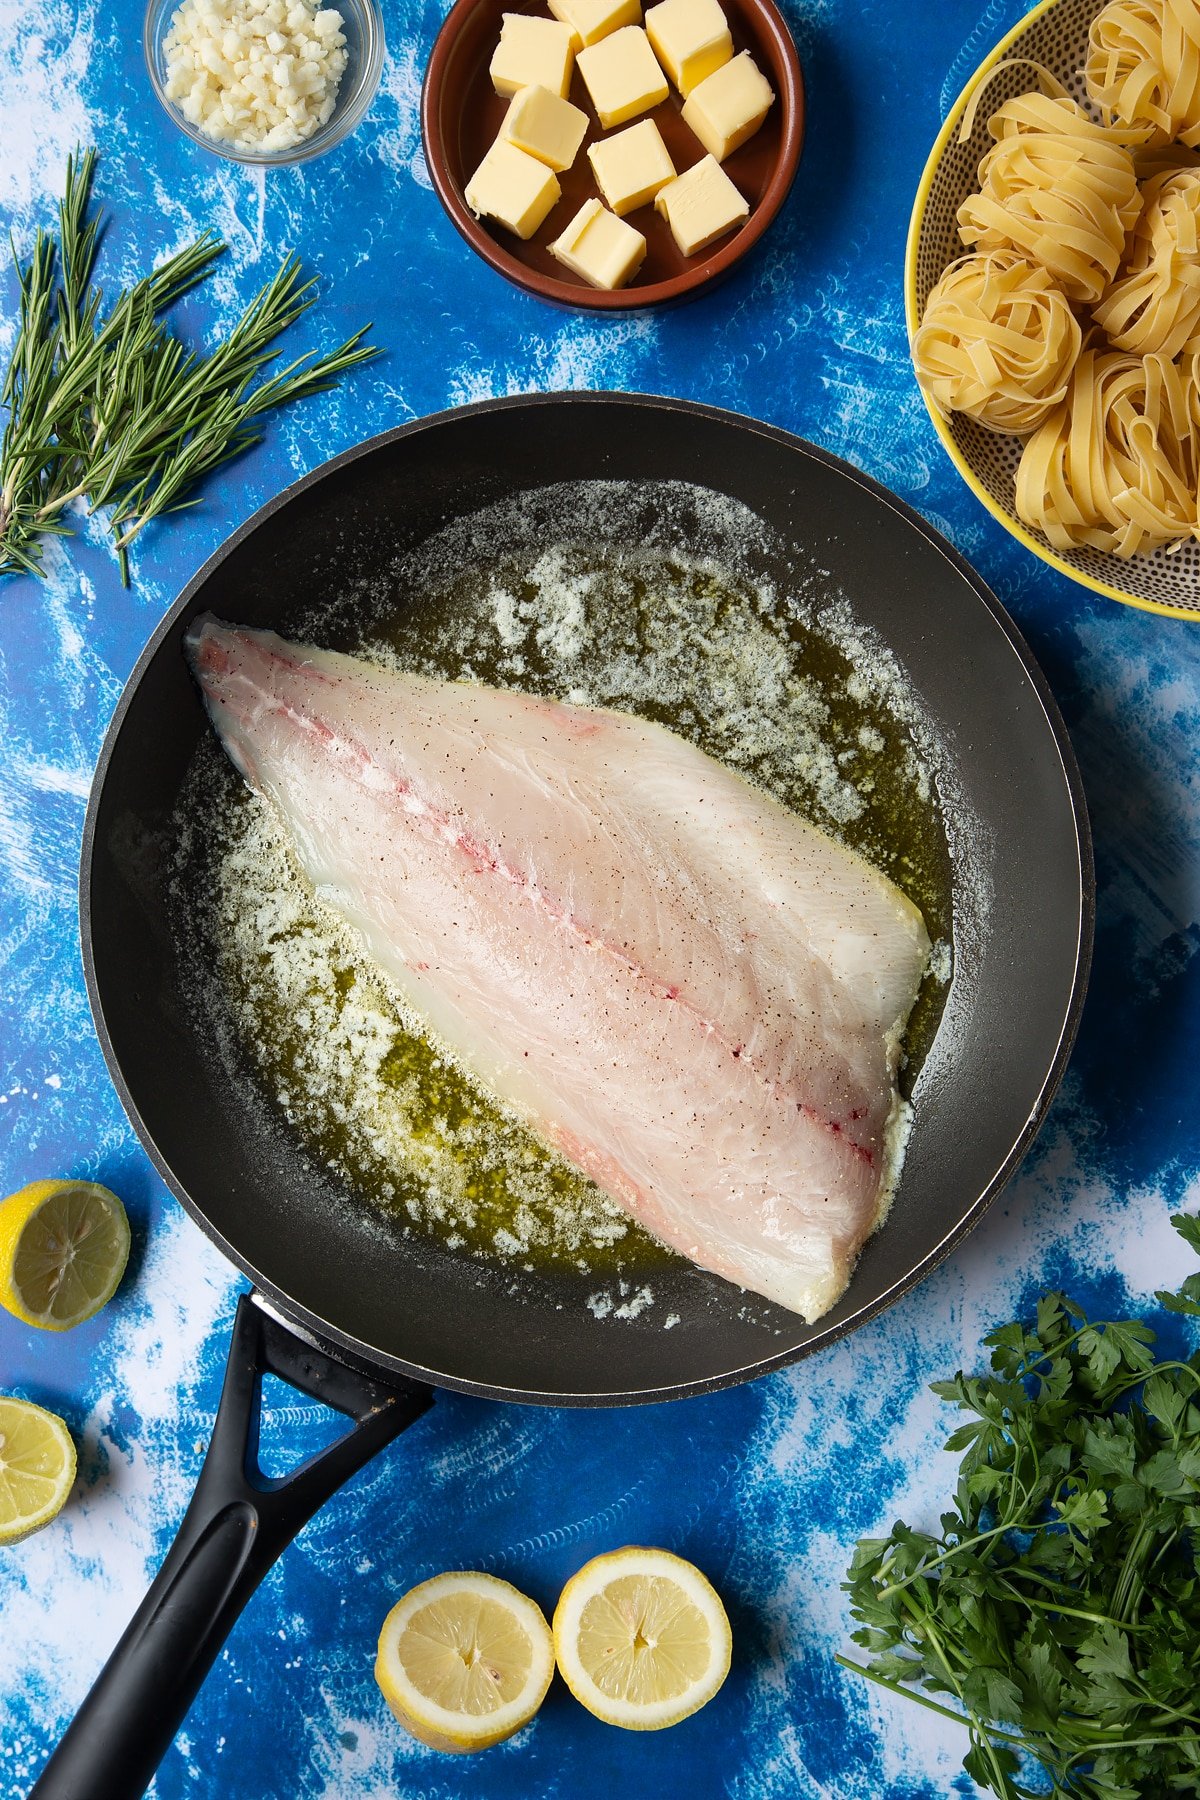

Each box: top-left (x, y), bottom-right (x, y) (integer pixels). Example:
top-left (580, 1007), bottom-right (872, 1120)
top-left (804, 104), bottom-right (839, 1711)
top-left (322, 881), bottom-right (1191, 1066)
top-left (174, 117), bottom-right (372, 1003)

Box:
top-left (0, 150), bottom-right (378, 583)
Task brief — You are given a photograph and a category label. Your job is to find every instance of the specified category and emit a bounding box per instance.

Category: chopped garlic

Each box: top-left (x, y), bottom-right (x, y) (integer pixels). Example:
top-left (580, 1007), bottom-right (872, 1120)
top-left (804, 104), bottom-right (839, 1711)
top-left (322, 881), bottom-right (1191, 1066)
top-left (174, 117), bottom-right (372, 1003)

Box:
top-left (162, 0), bottom-right (348, 153)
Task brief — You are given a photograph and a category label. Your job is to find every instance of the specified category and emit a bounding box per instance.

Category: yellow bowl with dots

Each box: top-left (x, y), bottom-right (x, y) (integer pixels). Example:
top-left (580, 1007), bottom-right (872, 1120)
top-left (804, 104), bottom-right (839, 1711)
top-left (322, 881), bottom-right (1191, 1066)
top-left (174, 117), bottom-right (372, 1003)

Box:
top-left (906, 0), bottom-right (1200, 622)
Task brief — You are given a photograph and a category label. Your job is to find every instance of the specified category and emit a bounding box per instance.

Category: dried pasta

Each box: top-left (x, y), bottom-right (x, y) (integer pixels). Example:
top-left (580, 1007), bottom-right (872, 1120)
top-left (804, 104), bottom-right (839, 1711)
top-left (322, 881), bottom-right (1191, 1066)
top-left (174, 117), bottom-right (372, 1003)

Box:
top-left (1014, 346), bottom-right (1200, 554)
top-left (1094, 166), bottom-right (1200, 352)
top-left (912, 252), bottom-right (1082, 433)
top-left (957, 90), bottom-right (1141, 303)
top-left (1086, 0), bottom-right (1200, 147)
top-left (917, 33), bottom-right (1200, 564)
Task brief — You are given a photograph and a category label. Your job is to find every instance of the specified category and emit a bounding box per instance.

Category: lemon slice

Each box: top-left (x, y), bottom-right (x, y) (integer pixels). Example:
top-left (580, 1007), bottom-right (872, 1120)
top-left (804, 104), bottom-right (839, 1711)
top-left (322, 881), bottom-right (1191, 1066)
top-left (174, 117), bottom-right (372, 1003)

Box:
top-left (375, 1571), bottom-right (555, 1752)
top-left (553, 1546), bottom-right (732, 1730)
top-left (0, 1396), bottom-right (77, 1545)
top-left (0, 1179), bottom-right (131, 1331)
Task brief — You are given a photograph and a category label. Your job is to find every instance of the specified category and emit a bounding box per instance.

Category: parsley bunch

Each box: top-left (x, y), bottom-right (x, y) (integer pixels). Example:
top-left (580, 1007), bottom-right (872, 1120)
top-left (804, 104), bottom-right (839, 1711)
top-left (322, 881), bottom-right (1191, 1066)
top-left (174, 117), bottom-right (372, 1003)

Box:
top-left (841, 1214), bottom-right (1200, 1799)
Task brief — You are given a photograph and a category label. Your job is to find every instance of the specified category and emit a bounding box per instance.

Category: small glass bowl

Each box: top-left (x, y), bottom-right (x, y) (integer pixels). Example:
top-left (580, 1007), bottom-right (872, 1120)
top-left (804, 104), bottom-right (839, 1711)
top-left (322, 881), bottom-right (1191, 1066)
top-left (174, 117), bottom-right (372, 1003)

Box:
top-left (144, 0), bottom-right (385, 166)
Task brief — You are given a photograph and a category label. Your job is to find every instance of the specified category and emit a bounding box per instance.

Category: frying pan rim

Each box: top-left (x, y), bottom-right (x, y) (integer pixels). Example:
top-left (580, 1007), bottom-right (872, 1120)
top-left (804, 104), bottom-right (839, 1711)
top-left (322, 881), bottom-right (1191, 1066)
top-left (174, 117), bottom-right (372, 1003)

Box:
top-left (79, 390), bottom-right (1095, 1407)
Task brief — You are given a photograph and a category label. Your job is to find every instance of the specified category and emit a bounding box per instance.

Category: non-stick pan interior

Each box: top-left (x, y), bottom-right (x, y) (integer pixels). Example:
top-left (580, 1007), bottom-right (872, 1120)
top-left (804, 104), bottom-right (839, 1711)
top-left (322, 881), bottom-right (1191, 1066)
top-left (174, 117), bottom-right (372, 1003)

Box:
top-left (82, 395), bottom-right (1091, 1402)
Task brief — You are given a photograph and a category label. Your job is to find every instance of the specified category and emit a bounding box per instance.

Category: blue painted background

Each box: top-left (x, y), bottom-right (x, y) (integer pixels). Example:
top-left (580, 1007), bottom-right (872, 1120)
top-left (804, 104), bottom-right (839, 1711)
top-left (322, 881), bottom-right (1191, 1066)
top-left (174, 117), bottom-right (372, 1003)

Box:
top-left (1, 0), bottom-right (1198, 1794)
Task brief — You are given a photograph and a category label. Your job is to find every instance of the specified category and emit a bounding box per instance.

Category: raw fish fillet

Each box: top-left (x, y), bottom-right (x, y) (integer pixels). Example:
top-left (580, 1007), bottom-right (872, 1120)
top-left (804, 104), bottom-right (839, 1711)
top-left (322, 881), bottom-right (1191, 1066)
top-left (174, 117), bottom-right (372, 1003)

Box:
top-left (187, 617), bottom-right (931, 1321)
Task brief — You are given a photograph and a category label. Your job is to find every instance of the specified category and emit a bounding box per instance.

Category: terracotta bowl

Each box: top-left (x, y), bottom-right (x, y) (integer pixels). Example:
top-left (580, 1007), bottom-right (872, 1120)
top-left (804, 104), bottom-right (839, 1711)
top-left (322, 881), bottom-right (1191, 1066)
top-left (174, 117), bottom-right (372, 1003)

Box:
top-left (421, 0), bottom-right (805, 309)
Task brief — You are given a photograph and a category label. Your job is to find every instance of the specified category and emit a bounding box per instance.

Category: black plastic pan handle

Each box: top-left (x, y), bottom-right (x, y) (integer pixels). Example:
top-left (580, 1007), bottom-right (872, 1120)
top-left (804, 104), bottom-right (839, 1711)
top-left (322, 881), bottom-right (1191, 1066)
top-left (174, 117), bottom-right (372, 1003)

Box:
top-left (29, 1292), bottom-right (433, 1800)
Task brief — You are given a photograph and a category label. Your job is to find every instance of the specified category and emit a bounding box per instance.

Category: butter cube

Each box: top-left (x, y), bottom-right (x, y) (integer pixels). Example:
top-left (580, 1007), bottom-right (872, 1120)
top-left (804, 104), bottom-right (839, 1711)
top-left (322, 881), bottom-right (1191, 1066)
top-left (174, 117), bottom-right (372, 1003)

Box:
top-left (576, 26), bottom-right (668, 129)
top-left (654, 153), bottom-right (748, 255)
top-left (500, 84), bottom-right (589, 170)
top-left (550, 197), bottom-right (647, 287)
top-left (588, 119), bottom-right (675, 214)
top-left (645, 0), bottom-right (731, 95)
top-left (681, 50), bottom-right (774, 159)
top-left (490, 14), bottom-right (575, 99)
top-left (465, 138), bottom-right (562, 238)
top-left (548, 0), bottom-right (641, 51)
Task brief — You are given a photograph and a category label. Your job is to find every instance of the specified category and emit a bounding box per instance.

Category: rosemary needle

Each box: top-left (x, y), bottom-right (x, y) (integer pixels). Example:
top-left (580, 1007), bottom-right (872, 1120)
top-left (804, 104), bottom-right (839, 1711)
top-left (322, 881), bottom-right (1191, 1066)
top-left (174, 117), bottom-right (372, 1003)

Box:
top-left (0, 149), bottom-right (378, 583)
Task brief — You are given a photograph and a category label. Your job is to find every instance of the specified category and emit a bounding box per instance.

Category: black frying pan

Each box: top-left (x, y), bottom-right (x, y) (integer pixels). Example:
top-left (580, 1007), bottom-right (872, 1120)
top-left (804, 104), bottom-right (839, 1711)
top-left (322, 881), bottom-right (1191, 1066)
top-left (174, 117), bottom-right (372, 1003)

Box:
top-left (34, 394), bottom-right (1092, 1800)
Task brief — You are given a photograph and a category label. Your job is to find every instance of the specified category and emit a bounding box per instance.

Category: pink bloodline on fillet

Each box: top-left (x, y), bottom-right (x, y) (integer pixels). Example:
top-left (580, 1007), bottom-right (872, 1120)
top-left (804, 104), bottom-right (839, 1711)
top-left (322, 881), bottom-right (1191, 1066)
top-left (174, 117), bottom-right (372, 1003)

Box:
top-left (198, 626), bottom-right (876, 1170)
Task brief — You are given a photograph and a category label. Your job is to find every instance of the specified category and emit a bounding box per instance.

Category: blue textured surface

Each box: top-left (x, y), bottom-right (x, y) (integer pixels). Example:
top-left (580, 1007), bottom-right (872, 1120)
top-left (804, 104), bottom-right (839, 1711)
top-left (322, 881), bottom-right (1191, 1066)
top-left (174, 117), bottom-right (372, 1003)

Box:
top-left (1, 1), bottom-right (1198, 1795)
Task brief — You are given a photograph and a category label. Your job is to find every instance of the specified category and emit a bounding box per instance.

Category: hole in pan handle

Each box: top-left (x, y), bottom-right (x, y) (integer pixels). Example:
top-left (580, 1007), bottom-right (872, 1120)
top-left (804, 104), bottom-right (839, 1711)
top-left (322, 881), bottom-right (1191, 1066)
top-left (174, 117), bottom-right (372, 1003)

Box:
top-left (28, 1292), bottom-right (434, 1800)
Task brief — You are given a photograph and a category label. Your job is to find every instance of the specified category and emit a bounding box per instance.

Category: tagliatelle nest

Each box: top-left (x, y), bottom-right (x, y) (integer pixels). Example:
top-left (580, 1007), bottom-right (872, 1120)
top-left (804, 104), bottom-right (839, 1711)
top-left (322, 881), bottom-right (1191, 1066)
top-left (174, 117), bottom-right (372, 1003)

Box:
top-left (1094, 165), bottom-right (1200, 352)
top-left (1086, 0), bottom-right (1200, 147)
top-left (956, 90), bottom-right (1142, 304)
top-left (913, 251), bottom-right (1083, 434)
top-left (1015, 345), bottom-right (1200, 554)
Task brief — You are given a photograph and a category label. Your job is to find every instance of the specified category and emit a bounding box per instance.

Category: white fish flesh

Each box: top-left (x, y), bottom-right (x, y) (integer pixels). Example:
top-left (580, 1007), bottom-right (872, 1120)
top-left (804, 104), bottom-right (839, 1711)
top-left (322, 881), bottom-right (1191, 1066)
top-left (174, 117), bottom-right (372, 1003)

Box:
top-left (187, 617), bottom-right (931, 1321)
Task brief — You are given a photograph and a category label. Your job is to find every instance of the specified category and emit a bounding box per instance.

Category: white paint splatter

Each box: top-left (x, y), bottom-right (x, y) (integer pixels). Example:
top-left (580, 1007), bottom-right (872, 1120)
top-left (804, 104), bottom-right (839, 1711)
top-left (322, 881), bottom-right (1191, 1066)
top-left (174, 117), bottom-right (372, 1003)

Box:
top-left (0, 0), bottom-right (97, 214)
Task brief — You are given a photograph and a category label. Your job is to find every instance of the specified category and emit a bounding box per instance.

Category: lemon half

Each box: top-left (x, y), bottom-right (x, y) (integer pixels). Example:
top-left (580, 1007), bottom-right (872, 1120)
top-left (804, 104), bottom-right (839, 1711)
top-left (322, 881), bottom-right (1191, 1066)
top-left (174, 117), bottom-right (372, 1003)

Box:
top-left (0, 1396), bottom-right (77, 1545)
top-left (375, 1571), bottom-right (555, 1753)
top-left (553, 1546), bottom-right (732, 1730)
top-left (0, 1180), bottom-right (131, 1331)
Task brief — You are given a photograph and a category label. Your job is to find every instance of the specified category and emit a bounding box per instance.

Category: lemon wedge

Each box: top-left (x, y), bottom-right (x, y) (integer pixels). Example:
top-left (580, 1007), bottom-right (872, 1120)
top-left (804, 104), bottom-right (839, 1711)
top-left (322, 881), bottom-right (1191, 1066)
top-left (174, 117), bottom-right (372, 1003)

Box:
top-left (553, 1546), bottom-right (732, 1730)
top-left (0, 1396), bottom-right (77, 1545)
top-left (0, 1179), bottom-right (131, 1331)
top-left (375, 1571), bottom-right (555, 1752)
